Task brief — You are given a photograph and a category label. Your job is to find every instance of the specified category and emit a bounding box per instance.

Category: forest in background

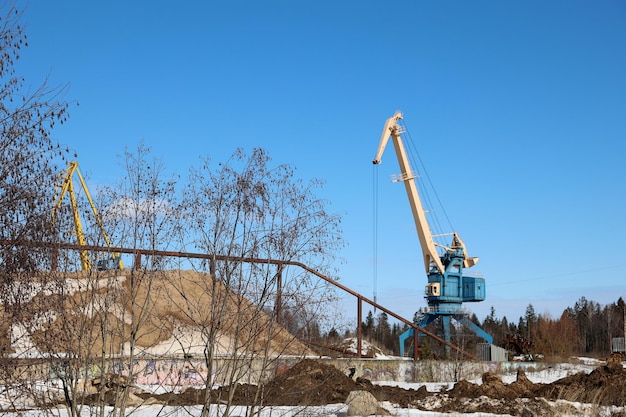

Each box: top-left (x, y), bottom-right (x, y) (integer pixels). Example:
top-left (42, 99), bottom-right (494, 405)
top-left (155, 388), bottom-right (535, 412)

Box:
top-left (313, 296), bottom-right (625, 360)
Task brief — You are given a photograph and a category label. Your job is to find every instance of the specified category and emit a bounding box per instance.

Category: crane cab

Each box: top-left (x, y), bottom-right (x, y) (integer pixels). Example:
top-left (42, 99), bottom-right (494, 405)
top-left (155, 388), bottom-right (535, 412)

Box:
top-left (425, 266), bottom-right (485, 307)
top-left (463, 276), bottom-right (486, 302)
top-left (425, 282), bottom-right (440, 296)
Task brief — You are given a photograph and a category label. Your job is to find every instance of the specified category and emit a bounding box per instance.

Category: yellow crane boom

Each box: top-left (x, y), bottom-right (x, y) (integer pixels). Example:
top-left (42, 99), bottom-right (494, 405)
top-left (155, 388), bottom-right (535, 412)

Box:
top-left (52, 162), bottom-right (123, 271)
top-left (373, 111), bottom-right (446, 275)
top-left (373, 111), bottom-right (478, 275)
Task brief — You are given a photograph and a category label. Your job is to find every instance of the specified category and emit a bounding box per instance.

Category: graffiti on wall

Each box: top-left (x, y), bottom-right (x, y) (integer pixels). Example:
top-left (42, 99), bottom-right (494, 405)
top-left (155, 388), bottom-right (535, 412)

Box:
top-left (56, 359), bottom-right (216, 387)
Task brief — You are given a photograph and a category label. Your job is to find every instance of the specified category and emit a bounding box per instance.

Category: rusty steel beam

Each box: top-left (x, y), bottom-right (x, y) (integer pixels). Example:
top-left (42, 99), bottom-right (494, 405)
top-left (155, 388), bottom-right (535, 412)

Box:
top-left (1, 239), bottom-right (476, 360)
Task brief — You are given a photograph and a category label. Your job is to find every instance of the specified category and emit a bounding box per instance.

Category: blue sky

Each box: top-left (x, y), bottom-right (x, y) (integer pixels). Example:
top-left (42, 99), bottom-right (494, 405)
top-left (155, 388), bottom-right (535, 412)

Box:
top-left (16, 1), bottom-right (626, 325)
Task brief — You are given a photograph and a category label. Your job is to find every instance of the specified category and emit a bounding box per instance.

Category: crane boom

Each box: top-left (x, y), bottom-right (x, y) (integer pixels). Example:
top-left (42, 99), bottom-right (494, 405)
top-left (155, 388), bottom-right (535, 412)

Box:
top-left (52, 162), bottom-right (124, 271)
top-left (373, 111), bottom-right (445, 275)
top-left (53, 163), bottom-right (91, 270)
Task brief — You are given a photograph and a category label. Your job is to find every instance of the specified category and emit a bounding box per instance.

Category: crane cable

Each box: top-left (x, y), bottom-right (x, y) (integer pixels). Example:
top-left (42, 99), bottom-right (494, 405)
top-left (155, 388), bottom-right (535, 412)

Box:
top-left (372, 163), bottom-right (378, 311)
top-left (400, 121), bottom-right (455, 247)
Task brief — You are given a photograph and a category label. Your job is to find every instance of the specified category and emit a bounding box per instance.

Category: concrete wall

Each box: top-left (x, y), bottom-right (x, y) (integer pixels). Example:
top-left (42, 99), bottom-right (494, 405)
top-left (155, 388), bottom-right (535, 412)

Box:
top-left (7, 355), bottom-right (546, 387)
top-left (321, 358), bottom-right (541, 383)
top-left (122, 356), bottom-right (544, 386)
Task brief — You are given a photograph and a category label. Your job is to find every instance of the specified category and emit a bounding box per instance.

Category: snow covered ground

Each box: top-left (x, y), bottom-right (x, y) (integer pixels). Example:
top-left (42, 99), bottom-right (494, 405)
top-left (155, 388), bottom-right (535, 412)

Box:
top-left (4, 400), bottom-right (623, 417)
top-left (3, 359), bottom-right (625, 417)
top-left (4, 404), bottom-right (521, 417)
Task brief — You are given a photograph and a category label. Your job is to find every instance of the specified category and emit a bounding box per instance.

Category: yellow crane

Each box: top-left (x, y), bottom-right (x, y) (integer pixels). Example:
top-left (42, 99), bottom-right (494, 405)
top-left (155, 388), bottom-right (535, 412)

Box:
top-left (52, 161), bottom-right (124, 271)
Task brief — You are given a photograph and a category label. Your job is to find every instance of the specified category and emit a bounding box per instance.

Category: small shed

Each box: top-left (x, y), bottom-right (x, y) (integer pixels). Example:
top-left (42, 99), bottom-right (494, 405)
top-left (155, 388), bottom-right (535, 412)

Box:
top-left (477, 343), bottom-right (508, 362)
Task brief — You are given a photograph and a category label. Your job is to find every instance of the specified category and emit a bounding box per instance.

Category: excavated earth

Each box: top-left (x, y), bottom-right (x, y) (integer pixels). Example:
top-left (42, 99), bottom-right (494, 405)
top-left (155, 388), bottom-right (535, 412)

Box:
top-left (129, 359), bottom-right (626, 415)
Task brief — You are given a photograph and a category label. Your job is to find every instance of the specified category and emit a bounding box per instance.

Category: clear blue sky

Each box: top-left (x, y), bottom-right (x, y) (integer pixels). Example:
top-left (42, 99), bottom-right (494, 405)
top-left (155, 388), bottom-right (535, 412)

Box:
top-left (16, 1), bottom-right (626, 325)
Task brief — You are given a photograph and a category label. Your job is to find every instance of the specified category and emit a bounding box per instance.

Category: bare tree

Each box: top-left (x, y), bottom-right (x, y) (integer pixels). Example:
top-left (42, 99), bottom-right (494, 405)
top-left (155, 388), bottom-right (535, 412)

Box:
top-left (92, 143), bottom-right (182, 416)
top-left (0, 3), bottom-right (74, 412)
top-left (173, 148), bottom-right (344, 417)
top-left (0, 4), bottom-right (72, 269)
top-left (26, 144), bottom-right (184, 416)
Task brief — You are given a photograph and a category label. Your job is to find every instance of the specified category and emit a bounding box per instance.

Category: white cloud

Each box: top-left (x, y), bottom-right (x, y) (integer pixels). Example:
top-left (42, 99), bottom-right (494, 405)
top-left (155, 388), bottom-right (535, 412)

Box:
top-left (103, 197), bottom-right (173, 221)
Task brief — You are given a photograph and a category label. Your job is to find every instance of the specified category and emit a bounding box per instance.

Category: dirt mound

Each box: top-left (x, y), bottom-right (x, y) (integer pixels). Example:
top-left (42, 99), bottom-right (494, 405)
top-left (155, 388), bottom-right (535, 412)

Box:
top-left (450, 368), bottom-right (539, 402)
top-left (110, 359), bottom-right (626, 415)
top-left (2, 270), bottom-right (313, 357)
top-left (262, 359), bottom-right (361, 405)
top-left (257, 360), bottom-right (429, 407)
top-left (446, 361), bottom-right (626, 411)
top-left (535, 361), bottom-right (626, 406)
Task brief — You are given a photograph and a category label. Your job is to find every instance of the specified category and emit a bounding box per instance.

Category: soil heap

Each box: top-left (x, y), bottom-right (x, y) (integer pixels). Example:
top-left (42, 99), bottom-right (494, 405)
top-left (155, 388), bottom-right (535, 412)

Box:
top-left (144, 359), bottom-right (626, 414)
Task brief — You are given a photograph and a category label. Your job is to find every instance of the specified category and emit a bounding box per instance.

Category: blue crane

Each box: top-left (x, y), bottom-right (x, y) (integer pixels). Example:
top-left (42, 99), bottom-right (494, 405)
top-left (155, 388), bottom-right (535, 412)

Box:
top-left (373, 111), bottom-right (492, 357)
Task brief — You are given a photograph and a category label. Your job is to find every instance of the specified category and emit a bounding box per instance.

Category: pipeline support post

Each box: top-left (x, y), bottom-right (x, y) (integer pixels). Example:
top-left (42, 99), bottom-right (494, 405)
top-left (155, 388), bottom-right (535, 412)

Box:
top-left (275, 264), bottom-right (283, 325)
top-left (357, 297), bottom-right (363, 358)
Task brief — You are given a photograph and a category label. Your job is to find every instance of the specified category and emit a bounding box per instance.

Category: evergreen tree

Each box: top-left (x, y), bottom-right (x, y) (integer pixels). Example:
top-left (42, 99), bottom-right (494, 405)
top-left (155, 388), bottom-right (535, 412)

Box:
top-left (376, 312), bottom-right (392, 350)
top-left (390, 322), bottom-right (402, 355)
top-left (524, 304), bottom-right (537, 339)
top-left (327, 327), bottom-right (339, 341)
top-left (362, 310), bottom-right (374, 340)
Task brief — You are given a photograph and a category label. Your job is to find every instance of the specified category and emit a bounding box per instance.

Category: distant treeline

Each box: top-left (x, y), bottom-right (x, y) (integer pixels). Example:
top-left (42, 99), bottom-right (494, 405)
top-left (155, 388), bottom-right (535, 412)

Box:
top-left (322, 296), bottom-right (625, 358)
top-left (479, 296), bottom-right (625, 359)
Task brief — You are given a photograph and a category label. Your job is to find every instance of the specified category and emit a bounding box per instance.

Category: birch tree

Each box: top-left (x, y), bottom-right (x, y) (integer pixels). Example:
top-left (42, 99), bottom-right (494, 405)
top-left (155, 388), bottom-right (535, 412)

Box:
top-left (94, 143), bottom-right (182, 416)
top-left (176, 148), bottom-right (344, 417)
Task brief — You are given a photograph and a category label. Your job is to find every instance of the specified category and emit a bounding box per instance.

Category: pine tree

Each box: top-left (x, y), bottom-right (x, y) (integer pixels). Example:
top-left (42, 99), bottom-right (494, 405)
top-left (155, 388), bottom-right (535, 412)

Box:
top-left (363, 310), bottom-right (374, 340)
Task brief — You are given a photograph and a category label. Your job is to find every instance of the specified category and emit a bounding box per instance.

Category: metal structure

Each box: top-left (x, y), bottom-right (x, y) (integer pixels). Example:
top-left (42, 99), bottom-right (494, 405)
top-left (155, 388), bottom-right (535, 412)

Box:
top-left (52, 162), bottom-right (124, 271)
top-left (373, 111), bottom-right (492, 356)
top-left (3, 238), bottom-right (479, 360)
